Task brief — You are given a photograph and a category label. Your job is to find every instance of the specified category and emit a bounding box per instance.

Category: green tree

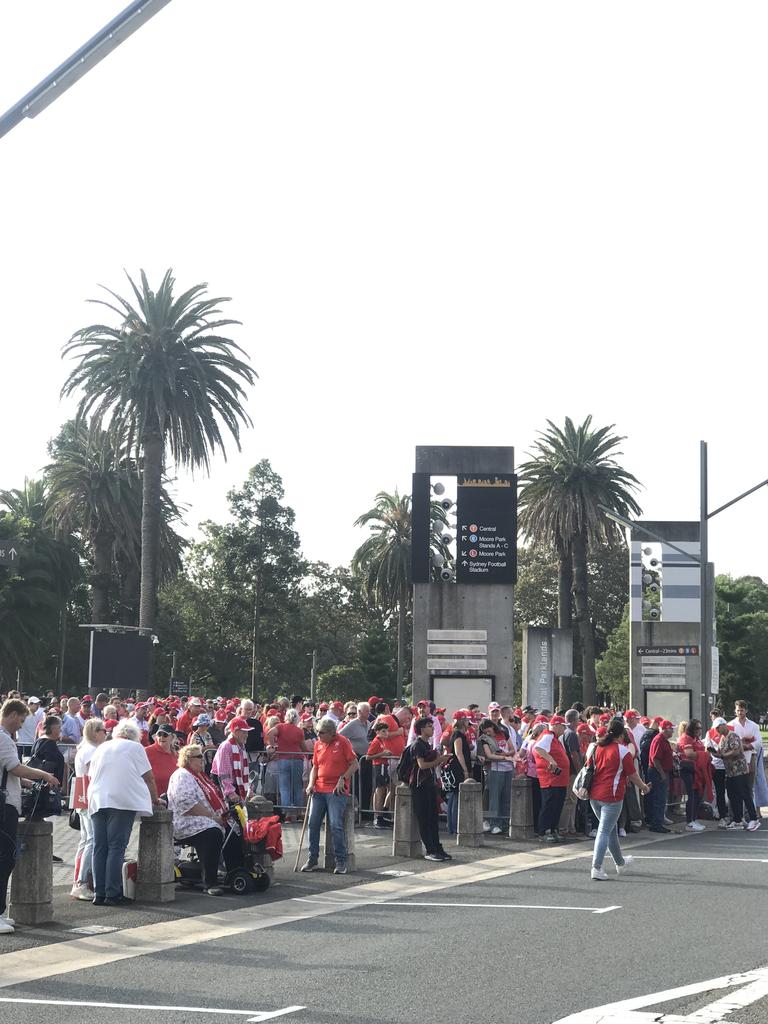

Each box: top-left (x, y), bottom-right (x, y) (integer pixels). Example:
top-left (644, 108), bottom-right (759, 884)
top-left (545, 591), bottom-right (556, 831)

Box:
top-left (61, 269), bottom-right (257, 631)
top-left (359, 627), bottom-right (395, 698)
top-left (715, 574), bottom-right (768, 711)
top-left (596, 603), bottom-right (630, 706)
top-left (353, 490), bottom-right (449, 700)
top-left (316, 664), bottom-right (366, 703)
top-left (518, 417), bottom-right (641, 705)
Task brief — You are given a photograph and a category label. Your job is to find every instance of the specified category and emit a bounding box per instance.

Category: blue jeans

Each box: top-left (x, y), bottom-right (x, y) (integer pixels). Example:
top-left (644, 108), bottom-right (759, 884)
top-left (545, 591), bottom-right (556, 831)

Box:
top-left (308, 792), bottom-right (347, 863)
top-left (487, 770), bottom-right (512, 828)
top-left (645, 768), bottom-right (669, 827)
top-left (278, 758), bottom-right (305, 812)
top-left (446, 789), bottom-right (459, 834)
top-left (589, 798), bottom-right (625, 870)
top-left (91, 808), bottom-right (135, 899)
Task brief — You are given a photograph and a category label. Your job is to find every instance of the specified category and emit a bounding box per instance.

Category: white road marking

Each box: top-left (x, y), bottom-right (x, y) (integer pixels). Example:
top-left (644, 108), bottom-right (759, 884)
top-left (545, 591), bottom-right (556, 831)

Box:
top-left (0, 997), bottom-right (305, 1022)
top-left (0, 830), bottom-right (681, 989)
top-left (552, 965), bottom-right (768, 1023)
top-left (293, 897), bottom-right (620, 913)
top-left (633, 855), bottom-right (768, 863)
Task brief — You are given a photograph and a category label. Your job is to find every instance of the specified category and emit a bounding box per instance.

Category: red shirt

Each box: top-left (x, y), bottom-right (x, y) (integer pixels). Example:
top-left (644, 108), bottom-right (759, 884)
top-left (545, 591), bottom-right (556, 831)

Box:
top-left (649, 733), bottom-right (674, 773)
top-left (274, 723), bottom-right (305, 760)
top-left (312, 734), bottom-right (357, 793)
top-left (381, 715), bottom-right (406, 757)
top-left (366, 736), bottom-right (394, 766)
top-left (590, 742), bottom-right (635, 803)
top-left (145, 744), bottom-right (177, 796)
top-left (533, 731), bottom-right (570, 788)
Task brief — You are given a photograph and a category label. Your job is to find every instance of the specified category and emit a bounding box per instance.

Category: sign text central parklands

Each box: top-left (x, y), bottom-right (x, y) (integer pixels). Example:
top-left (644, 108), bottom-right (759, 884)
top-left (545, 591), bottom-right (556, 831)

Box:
top-left (456, 474), bottom-right (517, 584)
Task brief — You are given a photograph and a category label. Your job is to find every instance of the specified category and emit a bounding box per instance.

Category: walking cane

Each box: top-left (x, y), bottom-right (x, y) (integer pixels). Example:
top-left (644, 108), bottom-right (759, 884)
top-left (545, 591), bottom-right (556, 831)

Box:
top-left (293, 793), bottom-right (313, 872)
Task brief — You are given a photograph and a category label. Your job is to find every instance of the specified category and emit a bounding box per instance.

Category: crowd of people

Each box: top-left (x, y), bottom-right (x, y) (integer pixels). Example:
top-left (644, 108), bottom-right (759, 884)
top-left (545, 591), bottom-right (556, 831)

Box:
top-left (1, 686), bottom-right (766, 933)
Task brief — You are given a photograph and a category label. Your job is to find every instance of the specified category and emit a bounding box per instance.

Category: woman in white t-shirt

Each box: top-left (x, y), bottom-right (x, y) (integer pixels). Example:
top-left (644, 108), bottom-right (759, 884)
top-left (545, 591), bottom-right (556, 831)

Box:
top-left (87, 719), bottom-right (160, 906)
top-left (70, 718), bottom-right (107, 901)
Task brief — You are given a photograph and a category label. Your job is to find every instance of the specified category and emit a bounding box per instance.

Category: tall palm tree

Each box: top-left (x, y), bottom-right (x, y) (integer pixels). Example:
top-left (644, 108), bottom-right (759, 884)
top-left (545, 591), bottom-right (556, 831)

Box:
top-left (518, 416), bottom-right (641, 704)
top-left (0, 478), bottom-right (52, 527)
top-left (353, 490), bottom-right (450, 699)
top-left (61, 269), bottom-right (257, 630)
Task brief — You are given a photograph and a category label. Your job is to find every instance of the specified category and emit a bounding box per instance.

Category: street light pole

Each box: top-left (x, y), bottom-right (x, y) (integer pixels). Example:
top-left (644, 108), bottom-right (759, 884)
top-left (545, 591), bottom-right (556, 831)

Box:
top-left (700, 441), bottom-right (710, 726)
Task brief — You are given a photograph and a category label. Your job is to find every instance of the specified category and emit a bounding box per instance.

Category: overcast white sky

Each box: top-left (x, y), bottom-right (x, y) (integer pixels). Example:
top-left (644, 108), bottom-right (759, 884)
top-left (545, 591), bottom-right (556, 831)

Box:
top-left (1, 2), bottom-right (767, 579)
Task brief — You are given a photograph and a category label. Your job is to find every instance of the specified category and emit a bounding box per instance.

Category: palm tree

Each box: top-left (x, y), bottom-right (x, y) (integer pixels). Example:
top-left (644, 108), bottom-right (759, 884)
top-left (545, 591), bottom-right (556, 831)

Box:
top-left (0, 478), bottom-right (52, 526)
top-left (352, 490), bottom-right (450, 699)
top-left (518, 416), bottom-right (641, 704)
top-left (61, 269), bottom-right (257, 630)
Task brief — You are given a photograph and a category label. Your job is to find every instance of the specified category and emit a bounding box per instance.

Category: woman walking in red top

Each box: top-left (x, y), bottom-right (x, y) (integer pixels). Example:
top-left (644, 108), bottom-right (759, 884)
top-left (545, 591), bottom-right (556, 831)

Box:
top-left (589, 719), bottom-right (650, 880)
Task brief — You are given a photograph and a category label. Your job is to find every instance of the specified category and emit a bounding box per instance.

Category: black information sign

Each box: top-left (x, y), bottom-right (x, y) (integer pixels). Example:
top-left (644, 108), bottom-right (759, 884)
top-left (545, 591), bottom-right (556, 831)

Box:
top-left (0, 543), bottom-right (22, 567)
top-left (636, 645), bottom-right (699, 657)
top-left (169, 678), bottom-right (191, 699)
top-left (456, 474), bottom-right (517, 584)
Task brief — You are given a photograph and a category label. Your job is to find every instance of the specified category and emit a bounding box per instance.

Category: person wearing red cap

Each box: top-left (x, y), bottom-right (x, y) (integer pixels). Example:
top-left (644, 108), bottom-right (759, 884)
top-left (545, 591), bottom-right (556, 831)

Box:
top-left (533, 716), bottom-right (571, 842)
top-left (211, 717), bottom-right (254, 804)
top-left (646, 720), bottom-right (675, 832)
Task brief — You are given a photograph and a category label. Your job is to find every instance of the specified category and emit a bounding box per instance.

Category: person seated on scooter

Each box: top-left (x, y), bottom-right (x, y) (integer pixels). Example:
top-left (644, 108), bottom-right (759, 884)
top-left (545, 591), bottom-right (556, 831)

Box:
top-left (167, 745), bottom-right (243, 896)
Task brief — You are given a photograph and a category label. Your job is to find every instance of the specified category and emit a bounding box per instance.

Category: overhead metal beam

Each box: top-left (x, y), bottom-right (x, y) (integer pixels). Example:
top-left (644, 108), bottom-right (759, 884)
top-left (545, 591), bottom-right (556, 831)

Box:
top-left (0, 0), bottom-right (173, 141)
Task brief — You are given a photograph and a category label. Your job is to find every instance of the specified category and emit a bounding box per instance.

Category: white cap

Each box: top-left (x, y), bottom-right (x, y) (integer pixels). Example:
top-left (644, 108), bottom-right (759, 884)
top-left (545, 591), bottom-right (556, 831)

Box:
top-left (27, 696), bottom-right (41, 704)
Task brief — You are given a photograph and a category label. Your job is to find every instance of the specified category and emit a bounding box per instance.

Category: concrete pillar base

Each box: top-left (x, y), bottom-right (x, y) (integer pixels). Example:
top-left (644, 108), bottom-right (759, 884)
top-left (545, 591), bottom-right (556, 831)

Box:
top-left (9, 818), bottom-right (53, 925)
top-left (509, 776), bottom-right (536, 840)
top-left (136, 809), bottom-right (175, 903)
top-left (392, 782), bottom-right (421, 858)
top-left (456, 779), bottom-right (484, 847)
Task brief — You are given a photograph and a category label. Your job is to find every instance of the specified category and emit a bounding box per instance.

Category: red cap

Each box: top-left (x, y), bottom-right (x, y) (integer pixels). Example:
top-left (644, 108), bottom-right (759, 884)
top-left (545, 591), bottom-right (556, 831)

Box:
top-left (331, 701), bottom-right (344, 710)
top-left (625, 709), bottom-right (640, 718)
top-left (660, 719), bottom-right (674, 730)
top-left (318, 702), bottom-right (329, 711)
top-left (368, 696), bottom-right (380, 707)
top-left (599, 713), bottom-right (611, 723)
top-left (452, 709), bottom-right (467, 722)
top-left (81, 694), bottom-right (93, 702)
top-left (576, 723), bottom-right (592, 734)
top-left (652, 716), bottom-right (664, 726)
top-left (596, 726), bottom-right (608, 737)
top-left (549, 715), bottom-right (567, 727)
top-left (228, 716), bottom-right (254, 733)
top-left (214, 710), bottom-right (227, 722)
top-left (533, 714), bottom-right (548, 724)
top-left (103, 718), bottom-right (118, 730)
top-left (417, 699), bottom-right (430, 707)
top-left (640, 716), bottom-right (651, 725)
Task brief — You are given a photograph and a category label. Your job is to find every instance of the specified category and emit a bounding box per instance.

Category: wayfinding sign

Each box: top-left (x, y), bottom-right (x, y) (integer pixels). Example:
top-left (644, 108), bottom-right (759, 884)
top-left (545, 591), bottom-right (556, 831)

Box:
top-left (456, 474), bottom-right (516, 583)
top-left (169, 678), bottom-right (191, 700)
top-left (0, 544), bottom-right (22, 567)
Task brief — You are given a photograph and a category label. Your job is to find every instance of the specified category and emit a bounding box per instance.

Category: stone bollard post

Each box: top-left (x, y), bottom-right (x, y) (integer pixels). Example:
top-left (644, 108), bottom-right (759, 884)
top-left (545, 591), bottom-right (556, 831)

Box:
top-left (136, 808), bottom-right (176, 903)
top-left (9, 818), bottom-right (54, 924)
top-left (509, 776), bottom-right (536, 840)
top-left (246, 796), bottom-right (277, 878)
top-left (392, 782), bottom-right (421, 858)
top-left (456, 779), bottom-right (484, 847)
top-left (323, 797), bottom-right (356, 871)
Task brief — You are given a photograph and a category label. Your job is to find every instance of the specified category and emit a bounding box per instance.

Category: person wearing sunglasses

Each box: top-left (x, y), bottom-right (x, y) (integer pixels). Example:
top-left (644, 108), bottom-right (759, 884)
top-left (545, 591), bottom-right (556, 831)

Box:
top-left (70, 718), bottom-right (108, 900)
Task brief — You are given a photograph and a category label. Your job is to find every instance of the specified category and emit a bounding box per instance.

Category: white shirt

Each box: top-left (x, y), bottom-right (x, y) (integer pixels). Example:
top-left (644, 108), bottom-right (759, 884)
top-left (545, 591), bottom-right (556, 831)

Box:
top-left (75, 741), bottom-right (97, 778)
top-left (167, 767), bottom-right (223, 841)
top-left (730, 718), bottom-right (760, 765)
top-left (17, 707), bottom-right (44, 745)
top-left (407, 715), bottom-right (441, 750)
top-left (87, 738), bottom-right (152, 816)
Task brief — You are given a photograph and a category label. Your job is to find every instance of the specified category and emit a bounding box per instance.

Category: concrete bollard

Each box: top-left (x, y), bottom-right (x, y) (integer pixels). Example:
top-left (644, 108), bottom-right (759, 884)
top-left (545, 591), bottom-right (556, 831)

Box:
top-left (456, 779), bottom-right (484, 847)
top-left (509, 776), bottom-right (536, 840)
top-left (136, 808), bottom-right (176, 903)
top-left (323, 797), bottom-right (356, 871)
top-left (392, 782), bottom-right (421, 858)
top-left (9, 818), bottom-right (54, 925)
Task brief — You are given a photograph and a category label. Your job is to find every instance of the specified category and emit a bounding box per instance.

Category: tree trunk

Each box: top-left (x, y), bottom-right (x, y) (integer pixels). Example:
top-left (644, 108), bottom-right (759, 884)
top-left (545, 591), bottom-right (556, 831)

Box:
top-left (556, 543), bottom-right (573, 707)
top-left (572, 531), bottom-right (597, 705)
top-left (90, 529), bottom-right (114, 623)
top-left (139, 432), bottom-right (164, 631)
top-left (396, 580), bottom-right (407, 701)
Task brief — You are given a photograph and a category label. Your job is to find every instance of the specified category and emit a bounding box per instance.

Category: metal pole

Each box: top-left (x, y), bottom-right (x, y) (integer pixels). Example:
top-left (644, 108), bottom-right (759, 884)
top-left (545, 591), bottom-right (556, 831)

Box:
top-left (700, 441), bottom-right (710, 725)
top-left (310, 649), bottom-right (317, 704)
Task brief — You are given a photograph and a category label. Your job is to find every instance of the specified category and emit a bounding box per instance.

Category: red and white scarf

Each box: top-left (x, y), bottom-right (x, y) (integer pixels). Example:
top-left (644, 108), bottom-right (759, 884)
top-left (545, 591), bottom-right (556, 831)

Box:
top-left (229, 737), bottom-right (248, 799)
top-left (196, 771), bottom-right (227, 815)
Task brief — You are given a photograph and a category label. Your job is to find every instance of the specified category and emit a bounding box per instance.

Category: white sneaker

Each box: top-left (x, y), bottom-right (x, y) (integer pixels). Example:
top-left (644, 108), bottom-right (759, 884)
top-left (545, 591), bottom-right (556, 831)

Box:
top-left (726, 821), bottom-right (742, 830)
top-left (747, 820), bottom-right (761, 832)
top-left (482, 821), bottom-right (491, 832)
top-left (686, 822), bottom-right (705, 832)
top-left (0, 917), bottom-right (14, 934)
top-left (588, 829), bottom-right (598, 838)
top-left (616, 855), bottom-right (635, 875)
top-left (591, 867), bottom-right (609, 881)
top-left (70, 883), bottom-right (91, 901)
top-left (693, 821), bottom-right (706, 832)
top-left (718, 819), bottom-right (729, 829)
top-left (618, 828), bottom-right (627, 837)
top-left (664, 816), bottom-right (673, 825)
top-left (491, 826), bottom-right (502, 835)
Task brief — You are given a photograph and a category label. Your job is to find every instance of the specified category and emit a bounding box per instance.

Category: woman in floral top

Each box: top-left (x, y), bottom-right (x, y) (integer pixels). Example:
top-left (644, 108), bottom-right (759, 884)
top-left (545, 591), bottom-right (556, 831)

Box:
top-left (167, 745), bottom-right (242, 894)
top-left (714, 718), bottom-right (761, 832)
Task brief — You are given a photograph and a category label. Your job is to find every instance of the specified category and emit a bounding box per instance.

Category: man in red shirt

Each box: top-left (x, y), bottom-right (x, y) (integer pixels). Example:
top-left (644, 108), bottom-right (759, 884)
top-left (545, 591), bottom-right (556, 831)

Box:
top-left (144, 726), bottom-right (178, 797)
top-left (301, 717), bottom-right (358, 875)
top-left (534, 715), bottom-right (571, 842)
top-left (647, 719), bottom-right (675, 833)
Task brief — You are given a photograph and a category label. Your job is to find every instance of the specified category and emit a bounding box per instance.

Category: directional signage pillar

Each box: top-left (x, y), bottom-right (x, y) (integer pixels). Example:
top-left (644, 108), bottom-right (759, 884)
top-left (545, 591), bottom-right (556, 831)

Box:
top-left (456, 474), bottom-right (517, 583)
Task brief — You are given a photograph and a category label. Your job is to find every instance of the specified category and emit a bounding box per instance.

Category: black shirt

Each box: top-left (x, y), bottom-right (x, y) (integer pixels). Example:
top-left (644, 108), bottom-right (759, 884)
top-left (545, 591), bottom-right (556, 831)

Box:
top-left (30, 736), bottom-right (65, 787)
top-left (412, 737), bottom-right (437, 788)
top-left (244, 717), bottom-right (265, 754)
top-left (447, 732), bottom-right (472, 783)
top-left (562, 726), bottom-right (581, 773)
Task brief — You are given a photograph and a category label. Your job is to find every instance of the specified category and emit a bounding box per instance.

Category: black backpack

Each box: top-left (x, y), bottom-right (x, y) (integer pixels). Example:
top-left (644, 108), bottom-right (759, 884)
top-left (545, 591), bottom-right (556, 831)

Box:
top-left (397, 743), bottom-right (415, 784)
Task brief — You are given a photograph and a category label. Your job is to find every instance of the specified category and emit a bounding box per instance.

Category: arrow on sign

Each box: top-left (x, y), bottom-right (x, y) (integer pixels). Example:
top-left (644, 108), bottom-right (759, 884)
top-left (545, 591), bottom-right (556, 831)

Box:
top-left (0, 546), bottom-right (22, 567)
top-left (462, 560), bottom-right (468, 566)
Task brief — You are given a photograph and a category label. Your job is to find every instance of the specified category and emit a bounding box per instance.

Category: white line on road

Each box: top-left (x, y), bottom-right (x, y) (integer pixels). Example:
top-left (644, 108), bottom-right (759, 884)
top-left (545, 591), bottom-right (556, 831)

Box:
top-left (292, 897), bottom-right (621, 913)
top-left (0, 997), bottom-right (305, 1022)
top-left (632, 855), bottom-right (768, 863)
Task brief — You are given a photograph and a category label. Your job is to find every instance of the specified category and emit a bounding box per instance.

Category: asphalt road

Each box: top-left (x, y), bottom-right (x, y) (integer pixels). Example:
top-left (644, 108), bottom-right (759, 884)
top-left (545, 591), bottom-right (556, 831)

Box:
top-left (2, 827), bottom-right (767, 1024)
